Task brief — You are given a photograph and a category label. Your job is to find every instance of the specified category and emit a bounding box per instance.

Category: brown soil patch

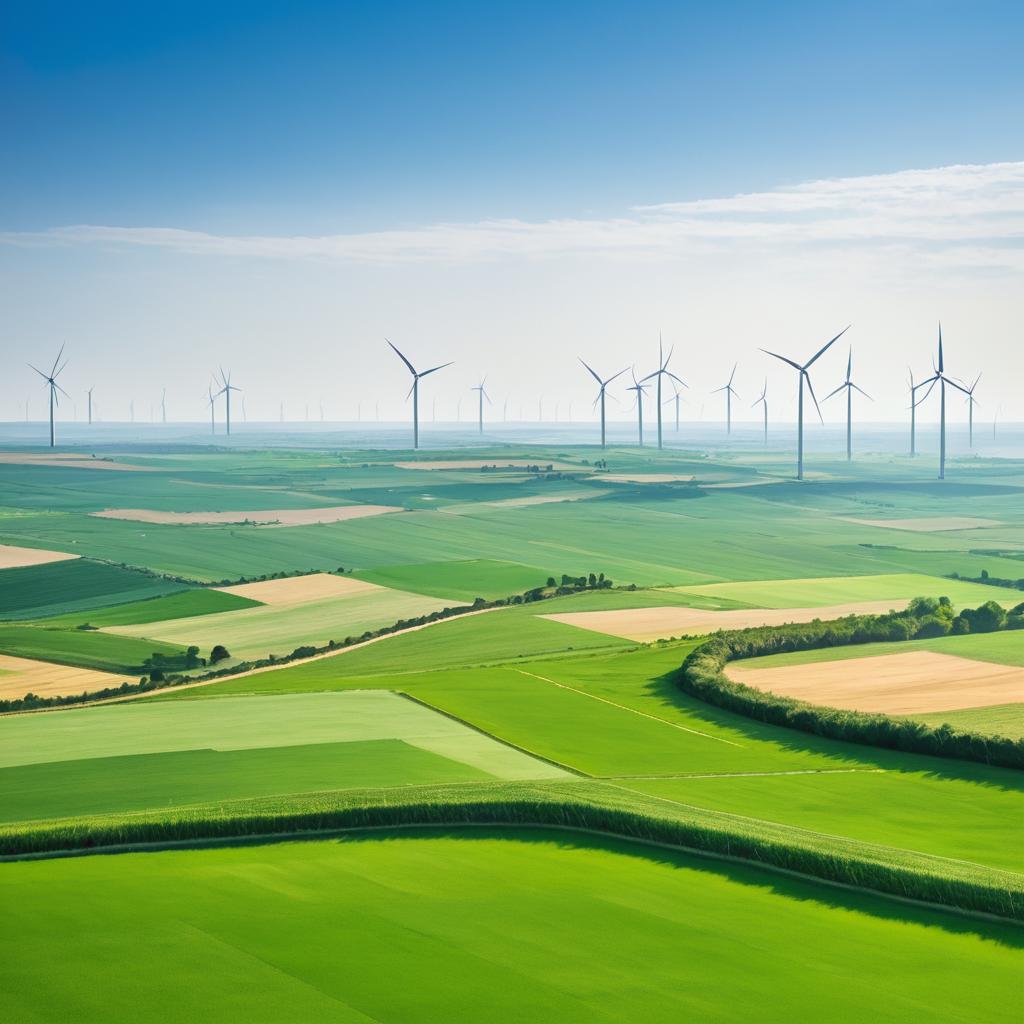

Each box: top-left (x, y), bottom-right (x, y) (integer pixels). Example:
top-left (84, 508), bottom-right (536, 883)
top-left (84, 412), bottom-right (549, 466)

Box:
top-left (592, 473), bottom-right (695, 484)
top-left (725, 650), bottom-right (1024, 715)
top-left (0, 544), bottom-right (79, 570)
top-left (841, 516), bottom-right (1002, 532)
top-left (214, 573), bottom-right (385, 606)
top-left (90, 505), bottom-right (401, 527)
top-left (394, 460), bottom-right (580, 471)
top-left (542, 600), bottom-right (908, 643)
top-left (0, 452), bottom-right (148, 471)
top-left (0, 654), bottom-right (126, 700)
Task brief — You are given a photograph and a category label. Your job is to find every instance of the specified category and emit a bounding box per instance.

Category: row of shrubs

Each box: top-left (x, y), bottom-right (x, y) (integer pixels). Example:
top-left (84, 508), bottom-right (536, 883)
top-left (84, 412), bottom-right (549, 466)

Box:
top-left (1, 572), bottom-right (619, 713)
top-left (3, 780), bottom-right (1020, 921)
top-left (676, 597), bottom-right (1024, 770)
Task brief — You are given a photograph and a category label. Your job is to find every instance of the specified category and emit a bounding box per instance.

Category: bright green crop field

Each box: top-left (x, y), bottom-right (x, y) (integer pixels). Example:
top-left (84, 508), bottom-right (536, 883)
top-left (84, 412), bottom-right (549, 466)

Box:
top-left (2, 829), bottom-right (1021, 1024)
top-left (4, 442), bottom-right (1024, 1018)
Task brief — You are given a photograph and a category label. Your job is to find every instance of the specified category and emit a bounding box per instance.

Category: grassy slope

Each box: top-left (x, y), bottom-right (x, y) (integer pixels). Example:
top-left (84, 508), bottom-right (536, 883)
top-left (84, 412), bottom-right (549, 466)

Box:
top-left (2, 829), bottom-right (1021, 1024)
top-left (39, 588), bottom-right (260, 627)
top-left (0, 624), bottom-right (184, 673)
top-left (353, 558), bottom-right (554, 600)
top-left (913, 703), bottom-right (1024, 739)
top-left (0, 559), bottom-right (186, 620)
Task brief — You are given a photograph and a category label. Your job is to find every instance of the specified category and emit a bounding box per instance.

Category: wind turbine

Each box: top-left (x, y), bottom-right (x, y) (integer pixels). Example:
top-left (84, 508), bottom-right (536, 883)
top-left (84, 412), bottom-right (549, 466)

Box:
top-left (912, 324), bottom-right (970, 480)
top-left (908, 367), bottom-right (918, 457)
top-left (386, 340), bottom-right (452, 449)
top-left (626, 369), bottom-right (651, 447)
top-left (752, 379), bottom-right (768, 443)
top-left (664, 381), bottom-right (685, 433)
top-left (216, 368), bottom-right (241, 436)
top-left (205, 382), bottom-right (216, 435)
top-left (762, 325), bottom-right (850, 480)
top-left (87, 387), bottom-right (94, 426)
top-left (471, 377), bottom-right (492, 434)
top-left (713, 364), bottom-right (740, 435)
top-left (28, 345), bottom-right (69, 447)
top-left (963, 373), bottom-right (981, 448)
top-left (824, 348), bottom-right (872, 461)
top-left (242, 396), bottom-right (248, 423)
top-left (161, 388), bottom-right (167, 424)
top-left (580, 362), bottom-right (627, 448)
top-left (642, 338), bottom-right (686, 449)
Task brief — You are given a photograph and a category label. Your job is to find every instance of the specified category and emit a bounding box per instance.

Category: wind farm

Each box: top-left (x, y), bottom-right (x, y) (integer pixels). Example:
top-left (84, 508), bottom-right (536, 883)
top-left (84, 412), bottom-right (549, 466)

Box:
top-left (3, 5), bottom-right (1023, 1024)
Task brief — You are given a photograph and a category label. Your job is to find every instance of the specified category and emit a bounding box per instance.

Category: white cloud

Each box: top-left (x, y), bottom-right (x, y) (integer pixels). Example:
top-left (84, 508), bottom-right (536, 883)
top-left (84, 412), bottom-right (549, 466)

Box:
top-left (4, 161), bottom-right (1024, 268)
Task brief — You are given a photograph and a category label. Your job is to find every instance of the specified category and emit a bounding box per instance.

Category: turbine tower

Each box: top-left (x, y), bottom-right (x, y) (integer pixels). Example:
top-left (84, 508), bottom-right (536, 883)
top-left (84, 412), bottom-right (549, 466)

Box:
top-left (626, 369), bottom-right (651, 448)
top-left (205, 382), bottom-right (216, 435)
top-left (912, 324), bottom-right (970, 480)
top-left (664, 382), bottom-right (684, 432)
top-left (87, 387), bottom-right (94, 426)
top-left (216, 368), bottom-right (241, 436)
top-left (386, 340), bottom-right (452, 449)
top-left (161, 388), bottom-right (167, 424)
top-left (641, 338), bottom-right (686, 449)
top-left (963, 374), bottom-right (981, 448)
top-left (823, 348), bottom-right (872, 461)
top-left (907, 367), bottom-right (917, 457)
top-left (713, 364), bottom-right (740, 435)
top-left (471, 377), bottom-right (492, 434)
top-left (28, 345), bottom-right (69, 448)
top-left (752, 379), bottom-right (768, 443)
top-left (579, 359), bottom-right (627, 448)
top-left (762, 325), bottom-right (850, 480)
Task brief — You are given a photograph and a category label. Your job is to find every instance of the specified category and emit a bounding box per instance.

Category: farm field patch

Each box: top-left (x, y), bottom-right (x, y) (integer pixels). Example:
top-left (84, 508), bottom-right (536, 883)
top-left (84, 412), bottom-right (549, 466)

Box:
top-left (215, 571), bottom-right (383, 605)
top-left (0, 452), bottom-right (147, 471)
top-left (726, 650), bottom-right (1024, 715)
top-left (393, 459), bottom-right (581, 470)
top-left (0, 624), bottom-right (184, 676)
top-left (91, 504), bottom-right (401, 526)
top-left (542, 599), bottom-right (911, 641)
top-left (2, 830), bottom-right (1020, 1024)
top-left (0, 653), bottom-right (127, 700)
top-left (841, 516), bottom-right (1003, 532)
top-left (0, 543), bottom-right (77, 569)
top-left (353, 559), bottom-right (552, 601)
top-left (42, 588), bottom-right (259, 627)
top-left (914, 703), bottom-right (1024, 739)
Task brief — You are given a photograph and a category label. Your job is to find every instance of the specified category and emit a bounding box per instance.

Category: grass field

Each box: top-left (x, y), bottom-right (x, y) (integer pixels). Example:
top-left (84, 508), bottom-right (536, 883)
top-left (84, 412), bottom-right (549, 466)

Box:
top-left (0, 624), bottom-right (184, 674)
top-left (40, 588), bottom-right (260, 627)
top-left (914, 703), bottom-right (1024, 739)
top-left (107, 585), bottom-right (457, 658)
top-left (354, 558), bottom-right (553, 600)
top-left (0, 691), bottom-right (565, 822)
top-left (2, 829), bottom-right (1021, 1024)
top-left (0, 559), bottom-right (186, 620)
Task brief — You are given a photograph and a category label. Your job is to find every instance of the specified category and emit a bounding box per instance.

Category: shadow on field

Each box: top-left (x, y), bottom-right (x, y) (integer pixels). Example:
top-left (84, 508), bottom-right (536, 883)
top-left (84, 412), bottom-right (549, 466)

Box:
top-left (318, 825), bottom-right (1024, 949)
top-left (644, 666), bottom-right (1024, 796)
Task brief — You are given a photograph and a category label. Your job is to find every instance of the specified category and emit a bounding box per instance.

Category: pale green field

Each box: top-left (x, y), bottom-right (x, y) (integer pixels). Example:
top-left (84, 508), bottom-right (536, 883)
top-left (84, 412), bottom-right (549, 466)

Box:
top-left (105, 586), bottom-right (456, 658)
top-left (663, 573), bottom-right (1019, 609)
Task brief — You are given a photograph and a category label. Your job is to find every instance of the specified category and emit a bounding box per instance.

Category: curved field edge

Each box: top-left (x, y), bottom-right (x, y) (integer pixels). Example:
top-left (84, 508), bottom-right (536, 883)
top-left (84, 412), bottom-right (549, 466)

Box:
top-left (2, 779), bottom-right (1021, 923)
top-left (675, 610), bottom-right (1024, 770)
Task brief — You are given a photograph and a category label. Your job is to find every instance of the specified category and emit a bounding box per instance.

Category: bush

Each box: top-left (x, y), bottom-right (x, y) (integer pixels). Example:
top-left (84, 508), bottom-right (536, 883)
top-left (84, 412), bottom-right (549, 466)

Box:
top-left (209, 644), bottom-right (231, 664)
top-left (960, 600), bottom-right (1007, 633)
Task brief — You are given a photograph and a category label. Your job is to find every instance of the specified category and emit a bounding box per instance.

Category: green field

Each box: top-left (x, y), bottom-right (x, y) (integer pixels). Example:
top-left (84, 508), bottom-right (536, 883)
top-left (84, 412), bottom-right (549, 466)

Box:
top-left (0, 558), bottom-right (186, 620)
top-left (40, 588), bottom-right (261, 627)
top-left (2, 829), bottom-right (1021, 1024)
top-left (106, 586), bottom-right (459, 658)
top-left (0, 624), bottom-right (185, 674)
top-left (354, 558), bottom-right (553, 600)
top-left (914, 703), bottom-right (1024, 739)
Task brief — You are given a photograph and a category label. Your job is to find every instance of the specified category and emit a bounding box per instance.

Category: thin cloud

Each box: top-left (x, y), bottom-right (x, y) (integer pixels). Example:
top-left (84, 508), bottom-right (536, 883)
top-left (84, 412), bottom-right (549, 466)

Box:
top-left (3, 161), bottom-right (1023, 267)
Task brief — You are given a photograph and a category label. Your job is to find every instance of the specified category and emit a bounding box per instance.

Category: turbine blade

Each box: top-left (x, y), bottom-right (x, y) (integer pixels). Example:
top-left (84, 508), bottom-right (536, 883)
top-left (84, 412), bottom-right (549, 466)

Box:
top-left (804, 324), bottom-right (851, 368)
top-left (27, 364), bottom-right (49, 381)
top-left (761, 349), bottom-right (801, 371)
top-left (49, 343), bottom-right (66, 378)
top-left (666, 371), bottom-right (688, 388)
top-left (851, 383), bottom-right (873, 400)
top-left (944, 375), bottom-right (971, 397)
top-left (913, 377), bottom-right (939, 407)
top-left (604, 366), bottom-right (629, 386)
top-left (804, 372), bottom-right (824, 422)
top-left (728, 363), bottom-right (737, 385)
top-left (579, 358), bottom-right (602, 384)
top-left (419, 361), bottom-right (453, 378)
top-left (822, 382), bottom-right (846, 401)
top-left (386, 339), bottom-right (417, 376)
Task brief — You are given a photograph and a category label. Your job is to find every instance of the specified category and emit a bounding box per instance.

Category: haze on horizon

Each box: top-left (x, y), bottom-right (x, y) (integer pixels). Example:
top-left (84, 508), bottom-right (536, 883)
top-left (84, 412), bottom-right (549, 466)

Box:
top-left (3, 1), bottom-right (1022, 426)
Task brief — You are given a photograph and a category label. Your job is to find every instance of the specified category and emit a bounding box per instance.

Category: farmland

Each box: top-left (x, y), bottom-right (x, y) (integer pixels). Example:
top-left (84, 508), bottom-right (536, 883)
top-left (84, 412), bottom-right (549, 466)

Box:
top-left (2, 442), bottom-right (1024, 1020)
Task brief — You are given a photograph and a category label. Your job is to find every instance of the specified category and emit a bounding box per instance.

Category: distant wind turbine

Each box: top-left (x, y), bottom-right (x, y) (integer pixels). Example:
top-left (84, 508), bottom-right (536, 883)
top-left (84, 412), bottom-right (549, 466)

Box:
top-left (824, 348), bottom-right (872, 461)
top-left (205, 382), bottom-right (216, 435)
top-left (216, 368), bottom-right (241, 436)
top-left (580, 360), bottom-right (628, 449)
top-left (642, 337), bottom-right (686, 449)
top-left (713, 364), bottom-right (740, 435)
top-left (664, 382), bottom-right (685, 433)
top-left (28, 346), bottom-right (70, 447)
top-left (471, 377), bottom-right (492, 434)
top-left (242, 396), bottom-right (248, 423)
top-left (752, 379), bottom-right (768, 443)
top-left (907, 367), bottom-right (917, 457)
top-left (386, 340), bottom-right (452, 449)
top-left (912, 323), bottom-right (970, 480)
top-left (161, 388), bottom-right (167, 424)
top-left (963, 373), bottom-right (981, 448)
top-left (626, 369), bottom-right (651, 447)
top-left (87, 387), bottom-right (94, 426)
top-left (762, 325), bottom-right (850, 480)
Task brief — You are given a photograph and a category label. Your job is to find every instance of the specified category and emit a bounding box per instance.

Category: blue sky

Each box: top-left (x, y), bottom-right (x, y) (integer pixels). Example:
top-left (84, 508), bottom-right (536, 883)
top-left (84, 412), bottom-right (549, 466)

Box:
top-left (4, 1), bottom-right (1021, 231)
top-left (2, 1), bottom-right (1023, 425)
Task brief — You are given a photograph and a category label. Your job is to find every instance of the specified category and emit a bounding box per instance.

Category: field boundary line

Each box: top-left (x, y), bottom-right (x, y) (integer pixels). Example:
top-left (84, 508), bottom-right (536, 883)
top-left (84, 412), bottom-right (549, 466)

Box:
top-left (4, 820), bottom-right (1019, 928)
top-left (514, 669), bottom-right (745, 747)
top-left (397, 691), bottom-right (588, 778)
top-left (597, 768), bottom-right (888, 780)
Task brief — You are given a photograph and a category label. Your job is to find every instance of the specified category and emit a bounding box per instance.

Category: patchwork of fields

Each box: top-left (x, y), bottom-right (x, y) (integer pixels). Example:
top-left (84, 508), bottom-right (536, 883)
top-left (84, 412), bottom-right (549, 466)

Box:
top-left (2, 444), bottom-right (1024, 1021)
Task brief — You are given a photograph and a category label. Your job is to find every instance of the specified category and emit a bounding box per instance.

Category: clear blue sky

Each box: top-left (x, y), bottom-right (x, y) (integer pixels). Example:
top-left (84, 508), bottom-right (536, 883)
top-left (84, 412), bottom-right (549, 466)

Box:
top-left (3, 1), bottom-right (1022, 232)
